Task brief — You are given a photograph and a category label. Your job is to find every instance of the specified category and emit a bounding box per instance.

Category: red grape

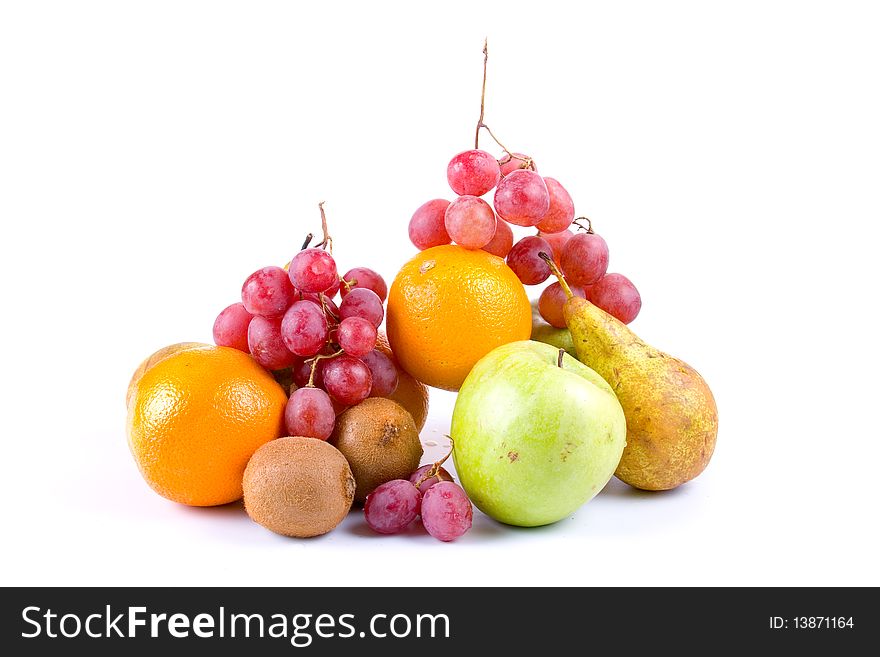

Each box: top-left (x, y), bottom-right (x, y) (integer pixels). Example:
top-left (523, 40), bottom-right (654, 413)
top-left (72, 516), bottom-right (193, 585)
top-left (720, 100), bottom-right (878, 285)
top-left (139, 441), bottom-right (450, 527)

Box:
top-left (493, 169), bottom-right (549, 227)
top-left (280, 300), bottom-right (329, 357)
top-left (590, 273), bottom-right (641, 324)
top-left (560, 232), bottom-right (609, 286)
top-left (538, 281), bottom-right (585, 328)
top-left (535, 178), bottom-right (575, 234)
top-left (447, 149), bottom-right (501, 197)
top-left (420, 481), bottom-right (472, 542)
top-left (241, 266), bottom-right (297, 317)
top-left (499, 152), bottom-right (537, 177)
top-left (341, 267), bottom-right (388, 302)
top-left (444, 195), bottom-right (497, 249)
top-left (247, 316), bottom-right (297, 370)
top-left (364, 479), bottom-right (421, 534)
top-left (408, 199), bottom-right (451, 251)
top-left (213, 302), bottom-right (253, 352)
top-left (285, 387), bottom-right (335, 441)
top-left (337, 316), bottom-right (378, 357)
top-left (288, 248), bottom-right (338, 293)
top-left (506, 236), bottom-right (552, 285)
top-left (539, 229), bottom-right (574, 267)
top-left (361, 349), bottom-right (399, 397)
top-left (293, 358), bottom-right (324, 389)
top-left (481, 217), bottom-right (514, 258)
top-left (322, 355), bottom-right (373, 406)
top-left (338, 288), bottom-right (384, 328)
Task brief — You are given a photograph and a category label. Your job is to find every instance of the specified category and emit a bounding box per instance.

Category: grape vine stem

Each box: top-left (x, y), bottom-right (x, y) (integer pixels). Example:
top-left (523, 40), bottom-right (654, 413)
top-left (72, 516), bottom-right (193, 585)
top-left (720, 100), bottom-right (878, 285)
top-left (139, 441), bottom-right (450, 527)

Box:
top-left (473, 39), bottom-right (535, 170)
top-left (413, 437), bottom-right (455, 490)
top-left (573, 217), bottom-right (594, 234)
top-left (306, 349), bottom-right (344, 387)
top-left (314, 201), bottom-right (333, 254)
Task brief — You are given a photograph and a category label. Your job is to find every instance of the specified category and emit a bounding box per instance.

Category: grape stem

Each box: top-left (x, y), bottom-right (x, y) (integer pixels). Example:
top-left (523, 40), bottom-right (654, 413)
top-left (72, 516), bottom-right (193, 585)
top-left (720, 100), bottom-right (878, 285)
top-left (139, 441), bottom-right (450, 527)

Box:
top-left (314, 201), bottom-right (333, 254)
top-left (306, 348), bottom-right (344, 387)
top-left (339, 275), bottom-right (356, 293)
top-left (300, 233), bottom-right (314, 250)
top-left (573, 217), bottom-right (594, 234)
top-left (472, 40), bottom-right (535, 170)
top-left (413, 437), bottom-right (455, 490)
top-left (538, 252), bottom-right (574, 299)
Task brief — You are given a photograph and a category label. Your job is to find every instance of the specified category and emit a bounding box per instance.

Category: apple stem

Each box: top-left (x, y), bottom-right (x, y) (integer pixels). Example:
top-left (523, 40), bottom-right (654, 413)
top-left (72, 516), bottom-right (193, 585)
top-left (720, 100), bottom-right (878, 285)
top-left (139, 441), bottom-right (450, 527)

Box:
top-left (306, 349), bottom-right (344, 387)
top-left (413, 437), bottom-right (455, 490)
top-left (538, 252), bottom-right (574, 299)
top-left (557, 348), bottom-right (565, 368)
top-left (314, 201), bottom-right (333, 254)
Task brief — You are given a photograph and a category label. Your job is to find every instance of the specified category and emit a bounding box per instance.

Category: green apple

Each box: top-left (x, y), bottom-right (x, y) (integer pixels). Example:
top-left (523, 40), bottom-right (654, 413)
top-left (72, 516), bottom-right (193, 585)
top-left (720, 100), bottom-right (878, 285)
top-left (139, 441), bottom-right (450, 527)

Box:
top-left (531, 299), bottom-right (575, 356)
top-left (451, 340), bottom-right (626, 527)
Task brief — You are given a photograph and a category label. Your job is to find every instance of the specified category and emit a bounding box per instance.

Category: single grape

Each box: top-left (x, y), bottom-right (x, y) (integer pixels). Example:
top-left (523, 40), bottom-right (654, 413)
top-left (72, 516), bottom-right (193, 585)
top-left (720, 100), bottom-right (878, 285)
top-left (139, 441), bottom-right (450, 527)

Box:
top-left (337, 316), bottom-right (378, 357)
top-left (409, 465), bottom-right (454, 493)
top-left (341, 267), bottom-right (388, 302)
top-left (364, 479), bottom-right (421, 534)
top-left (447, 149), bottom-right (501, 197)
top-left (499, 152), bottom-right (538, 177)
top-left (408, 199), bottom-right (452, 251)
top-left (481, 217), bottom-right (514, 258)
top-left (288, 248), bottom-right (338, 293)
top-left (560, 232), bottom-right (609, 286)
top-left (323, 278), bottom-right (341, 299)
top-left (322, 354), bottom-right (373, 406)
top-left (444, 195), bottom-right (497, 249)
top-left (420, 481), bottom-right (473, 542)
top-left (539, 229), bottom-right (574, 267)
top-left (293, 357), bottom-right (324, 389)
top-left (284, 387), bottom-right (335, 441)
top-left (241, 266), bottom-right (297, 317)
top-left (338, 287), bottom-right (384, 328)
top-left (535, 178), bottom-right (575, 234)
top-left (590, 273), bottom-right (641, 324)
top-left (280, 300), bottom-right (329, 357)
top-left (361, 349), bottom-right (399, 397)
top-left (493, 169), bottom-right (550, 227)
top-left (213, 302), bottom-right (253, 352)
top-left (506, 236), bottom-right (552, 285)
top-left (538, 281), bottom-right (585, 328)
top-left (247, 316), bottom-right (297, 370)
top-left (301, 292), bottom-right (340, 322)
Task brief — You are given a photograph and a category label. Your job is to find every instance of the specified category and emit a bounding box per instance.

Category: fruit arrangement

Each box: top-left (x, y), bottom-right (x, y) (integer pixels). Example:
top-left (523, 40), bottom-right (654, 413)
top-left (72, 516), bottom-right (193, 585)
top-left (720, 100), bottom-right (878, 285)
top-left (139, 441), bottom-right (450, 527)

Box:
top-left (125, 42), bottom-right (717, 543)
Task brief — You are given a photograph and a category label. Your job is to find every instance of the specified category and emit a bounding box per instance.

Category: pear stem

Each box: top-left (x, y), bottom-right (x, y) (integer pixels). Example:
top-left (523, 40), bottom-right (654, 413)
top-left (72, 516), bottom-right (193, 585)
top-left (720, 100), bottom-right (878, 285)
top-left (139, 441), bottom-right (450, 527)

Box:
top-left (538, 252), bottom-right (574, 299)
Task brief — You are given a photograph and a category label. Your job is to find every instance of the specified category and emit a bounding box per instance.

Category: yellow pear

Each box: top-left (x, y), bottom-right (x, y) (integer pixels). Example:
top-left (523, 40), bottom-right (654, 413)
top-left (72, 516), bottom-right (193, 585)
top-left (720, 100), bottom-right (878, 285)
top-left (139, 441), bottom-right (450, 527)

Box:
top-left (543, 257), bottom-right (718, 490)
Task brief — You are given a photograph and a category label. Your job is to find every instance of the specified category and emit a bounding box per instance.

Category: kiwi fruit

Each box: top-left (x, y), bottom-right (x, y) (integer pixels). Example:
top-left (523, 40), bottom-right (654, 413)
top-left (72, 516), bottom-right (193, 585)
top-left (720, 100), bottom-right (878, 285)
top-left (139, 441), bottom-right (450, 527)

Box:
top-left (330, 398), bottom-right (423, 503)
top-left (243, 436), bottom-right (355, 538)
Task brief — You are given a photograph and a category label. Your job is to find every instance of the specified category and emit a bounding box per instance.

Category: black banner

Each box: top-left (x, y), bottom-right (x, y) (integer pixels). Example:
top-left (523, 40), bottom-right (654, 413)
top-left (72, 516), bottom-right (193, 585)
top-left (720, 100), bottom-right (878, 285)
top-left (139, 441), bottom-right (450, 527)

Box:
top-left (0, 587), bottom-right (871, 654)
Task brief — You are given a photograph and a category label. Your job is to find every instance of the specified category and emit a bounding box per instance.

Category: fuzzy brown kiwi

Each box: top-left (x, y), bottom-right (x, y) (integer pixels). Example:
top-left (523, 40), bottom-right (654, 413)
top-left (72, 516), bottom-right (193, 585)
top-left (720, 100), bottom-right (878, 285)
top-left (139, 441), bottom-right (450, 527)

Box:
top-left (330, 398), bottom-right (423, 504)
top-left (243, 436), bottom-right (355, 538)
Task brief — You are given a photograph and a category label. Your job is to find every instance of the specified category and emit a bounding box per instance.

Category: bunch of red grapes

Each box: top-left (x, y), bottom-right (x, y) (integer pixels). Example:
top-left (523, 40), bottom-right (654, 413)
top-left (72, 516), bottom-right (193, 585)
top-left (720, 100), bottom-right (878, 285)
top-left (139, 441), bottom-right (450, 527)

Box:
top-left (212, 247), bottom-right (393, 441)
top-left (365, 462), bottom-right (472, 542)
top-left (408, 148), bottom-right (642, 327)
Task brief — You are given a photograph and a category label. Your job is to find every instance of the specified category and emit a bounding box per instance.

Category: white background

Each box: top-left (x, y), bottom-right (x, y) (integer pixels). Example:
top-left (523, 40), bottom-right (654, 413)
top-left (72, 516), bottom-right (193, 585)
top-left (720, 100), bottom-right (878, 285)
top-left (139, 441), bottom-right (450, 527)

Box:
top-left (2, 1), bottom-right (878, 587)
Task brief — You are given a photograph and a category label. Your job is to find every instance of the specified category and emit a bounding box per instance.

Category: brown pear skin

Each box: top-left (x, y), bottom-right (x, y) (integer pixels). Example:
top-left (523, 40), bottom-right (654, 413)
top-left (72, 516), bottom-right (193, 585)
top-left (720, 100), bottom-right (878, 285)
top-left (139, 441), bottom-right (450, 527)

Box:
top-left (563, 296), bottom-right (717, 491)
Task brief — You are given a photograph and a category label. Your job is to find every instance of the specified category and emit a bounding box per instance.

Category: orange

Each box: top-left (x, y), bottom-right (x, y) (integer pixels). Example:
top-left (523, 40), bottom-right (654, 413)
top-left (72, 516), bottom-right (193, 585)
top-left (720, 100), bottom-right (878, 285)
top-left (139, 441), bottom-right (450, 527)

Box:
top-left (125, 341), bottom-right (208, 407)
top-left (126, 345), bottom-right (288, 506)
top-left (375, 331), bottom-right (430, 431)
top-left (386, 245), bottom-right (531, 391)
